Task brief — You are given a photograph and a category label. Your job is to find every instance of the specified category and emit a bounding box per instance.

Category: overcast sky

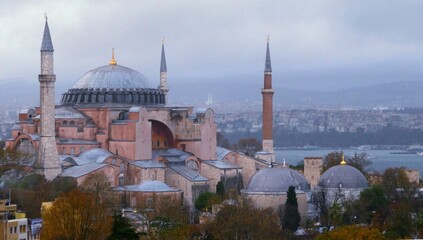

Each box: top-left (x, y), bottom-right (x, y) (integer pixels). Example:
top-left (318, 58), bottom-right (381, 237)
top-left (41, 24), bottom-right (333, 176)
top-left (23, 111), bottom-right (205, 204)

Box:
top-left (2, 0), bottom-right (423, 93)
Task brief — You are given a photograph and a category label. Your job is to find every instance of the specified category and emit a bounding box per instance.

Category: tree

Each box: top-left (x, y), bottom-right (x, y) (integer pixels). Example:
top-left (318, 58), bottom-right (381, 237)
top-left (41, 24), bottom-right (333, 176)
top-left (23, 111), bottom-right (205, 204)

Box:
top-left (281, 186), bottom-right (301, 231)
top-left (195, 192), bottom-right (220, 212)
top-left (312, 187), bottom-right (343, 227)
top-left (216, 132), bottom-right (230, 149)
top-left (382, 167), bottom-right (417, 201)
top-left (358, 186), bottom-right (389, 226)
top-left (235, 138), bottom-right (261, 157)
top-left (42, 189), bottom-right (113, 240)
top-left (148, 197), bottom-right (191, 239)
top-left (328, 202), bottom-right (342, 227)
top-left (384, 201), bottom-right (414, 239)
top-left (347, 152), bottom-right (372, 175)
top-left (205, 197), bottom-right (282, 240)
top-left (322, 151), bottom-right (343, 173)
top-left (0, 147), bottom-right (34, 175)
top-left (316, 225), bottom-right (385, 240)
top-left (80, 172), bottom-right (119, 210)
top-left (108, 214), bottom-right (139, 240)
top-left (216, 181), bottom-right (225, 197)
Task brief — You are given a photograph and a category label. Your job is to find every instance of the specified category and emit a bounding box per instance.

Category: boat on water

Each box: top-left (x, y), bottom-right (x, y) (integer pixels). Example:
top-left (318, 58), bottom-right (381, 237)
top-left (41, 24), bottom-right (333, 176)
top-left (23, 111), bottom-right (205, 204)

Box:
top-left (353, 151), bottom-right (377, 159)
top-left (406, 144), bottom-right (423, 156)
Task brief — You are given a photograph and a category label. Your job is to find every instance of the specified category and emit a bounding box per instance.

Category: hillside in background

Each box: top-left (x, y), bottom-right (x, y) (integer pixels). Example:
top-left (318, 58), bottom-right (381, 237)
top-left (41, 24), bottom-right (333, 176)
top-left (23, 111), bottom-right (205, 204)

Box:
top-left (1, 79), bottom-right (423, 111)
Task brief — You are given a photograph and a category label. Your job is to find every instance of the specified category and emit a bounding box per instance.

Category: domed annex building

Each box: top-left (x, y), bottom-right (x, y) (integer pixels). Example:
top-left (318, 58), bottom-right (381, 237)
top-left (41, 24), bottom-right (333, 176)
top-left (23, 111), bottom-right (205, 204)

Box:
top-left (242, 165), bottom-right (310, 219)
top-left (6, 20), bottom-right (273, 208)
top-left (315, 157), bottom-right (368, 204)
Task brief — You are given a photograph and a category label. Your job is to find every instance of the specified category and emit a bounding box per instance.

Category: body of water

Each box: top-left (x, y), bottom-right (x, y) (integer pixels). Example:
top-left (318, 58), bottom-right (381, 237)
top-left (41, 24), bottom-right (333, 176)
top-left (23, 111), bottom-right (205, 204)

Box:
top-left (275, 149), bottom-right (423, 178)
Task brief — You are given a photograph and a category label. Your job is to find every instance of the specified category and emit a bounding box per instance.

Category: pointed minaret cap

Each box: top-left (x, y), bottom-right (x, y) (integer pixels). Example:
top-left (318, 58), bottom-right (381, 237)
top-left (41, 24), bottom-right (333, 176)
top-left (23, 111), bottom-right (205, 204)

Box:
top-left (340, 153), bottom-right (347, 165)
top-left (264, 35), bottom-right (272, 73)
top-left (160, 37), bottom-right (167, 72)
top-left (41, 14), bottom-right (54, 52)
top-left (109, 48), bottom-right (117, 65)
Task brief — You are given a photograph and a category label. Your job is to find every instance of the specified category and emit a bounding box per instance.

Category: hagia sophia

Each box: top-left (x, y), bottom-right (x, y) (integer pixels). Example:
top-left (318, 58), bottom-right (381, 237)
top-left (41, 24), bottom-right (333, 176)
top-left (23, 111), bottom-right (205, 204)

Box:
top-left (5, 19), bottom-right (370, 220)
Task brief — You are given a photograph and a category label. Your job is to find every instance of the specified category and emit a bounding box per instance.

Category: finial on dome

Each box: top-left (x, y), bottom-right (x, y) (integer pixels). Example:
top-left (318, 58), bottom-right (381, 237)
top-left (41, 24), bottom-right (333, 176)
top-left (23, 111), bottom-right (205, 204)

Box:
top-left (267, 34), bottom-right (270, 43)
top-left (340, 153), bottom-right (347, 165)
top-left (45, 13), bottom-right (48, 21)
top-left (162, 37), bottom-right (165, 44)
top-left (109, 48), bottom-right (117, 65)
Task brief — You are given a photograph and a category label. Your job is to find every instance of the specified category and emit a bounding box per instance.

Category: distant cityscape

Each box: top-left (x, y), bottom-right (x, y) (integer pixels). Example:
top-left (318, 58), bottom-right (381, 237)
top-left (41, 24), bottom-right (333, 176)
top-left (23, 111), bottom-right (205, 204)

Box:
top-left (3, 106), bottom-right (423, 144)
top-left (217, 108), bottom-right (423, 134)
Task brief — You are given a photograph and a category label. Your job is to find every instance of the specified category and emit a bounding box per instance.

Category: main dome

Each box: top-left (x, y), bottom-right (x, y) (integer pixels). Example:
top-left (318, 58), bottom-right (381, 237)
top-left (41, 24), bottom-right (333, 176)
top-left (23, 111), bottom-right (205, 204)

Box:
top-left (318, 165), bottom-right (368, 189)
top-left (244, 167), bottom-right (310, 193)
top-left (72, 64), bottom-right (152, 89)
top-left (61, 63), bottom-right (166, 106)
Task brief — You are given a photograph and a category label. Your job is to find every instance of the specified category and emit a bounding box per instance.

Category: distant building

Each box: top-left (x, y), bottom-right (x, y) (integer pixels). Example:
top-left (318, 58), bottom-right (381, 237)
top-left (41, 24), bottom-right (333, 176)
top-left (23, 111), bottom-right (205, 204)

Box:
top-left (0, 198), bottom-right (32, 240)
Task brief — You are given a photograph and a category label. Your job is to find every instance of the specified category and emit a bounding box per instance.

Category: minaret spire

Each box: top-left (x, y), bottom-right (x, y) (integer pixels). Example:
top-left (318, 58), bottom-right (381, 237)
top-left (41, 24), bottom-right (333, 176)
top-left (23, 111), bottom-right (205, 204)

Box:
top-left (159, 38), bottom-right (168, 104)
top-left (41, 16), bottom-right (54, 52)
top-left (256, 36), bottom-right (275, 163)
top-left (37, 17), bottom-right (61, 180)
top-left (265, 35), bottom-right (272, 73)
top-left (160, 38), bottom-right (167, 73)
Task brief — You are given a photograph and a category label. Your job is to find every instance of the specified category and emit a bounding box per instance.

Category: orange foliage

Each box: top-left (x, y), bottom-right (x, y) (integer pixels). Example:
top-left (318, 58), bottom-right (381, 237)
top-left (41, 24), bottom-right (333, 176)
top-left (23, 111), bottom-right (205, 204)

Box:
top-left (316, 225), bottom-right (385, 240)
top-left (41, 189), bottom-right (113, 240)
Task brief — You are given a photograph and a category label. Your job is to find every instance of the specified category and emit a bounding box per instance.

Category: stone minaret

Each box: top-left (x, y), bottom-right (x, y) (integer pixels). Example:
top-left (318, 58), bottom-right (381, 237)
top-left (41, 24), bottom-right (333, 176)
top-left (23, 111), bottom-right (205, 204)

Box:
top-left (159, 38), bottom-right (168, 102)
top-left (256, 36), bottom-right (275, 163)
top-left (37, 18), bottom-right (61, 180)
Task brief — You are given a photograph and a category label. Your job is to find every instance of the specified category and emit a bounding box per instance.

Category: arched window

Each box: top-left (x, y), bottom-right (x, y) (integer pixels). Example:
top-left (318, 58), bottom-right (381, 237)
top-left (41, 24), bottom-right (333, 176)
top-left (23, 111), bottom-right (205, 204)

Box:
top-left (131, 197), bottom-right (136, 208)
top-left (146, 198), bottom-right (154, 208)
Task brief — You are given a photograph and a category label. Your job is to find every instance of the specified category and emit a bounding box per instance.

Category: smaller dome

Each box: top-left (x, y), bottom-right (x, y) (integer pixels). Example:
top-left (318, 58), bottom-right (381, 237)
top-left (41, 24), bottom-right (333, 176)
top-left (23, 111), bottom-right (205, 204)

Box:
top-left (245, 167), bottom-right (310, 193)
top-left (318, 165), bottom-right (368, 189)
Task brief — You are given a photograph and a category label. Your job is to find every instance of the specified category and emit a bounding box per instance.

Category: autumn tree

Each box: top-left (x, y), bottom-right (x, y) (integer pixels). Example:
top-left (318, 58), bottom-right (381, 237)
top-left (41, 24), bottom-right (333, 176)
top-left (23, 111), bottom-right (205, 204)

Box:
top-left (281, 186), bottom-right (301, 231)
top-left (42, 189), bottom-right (113, 240)
top-left (316, 225), bottom-right (385, 240)
top-left (205, 197), bottom-right (282, 240)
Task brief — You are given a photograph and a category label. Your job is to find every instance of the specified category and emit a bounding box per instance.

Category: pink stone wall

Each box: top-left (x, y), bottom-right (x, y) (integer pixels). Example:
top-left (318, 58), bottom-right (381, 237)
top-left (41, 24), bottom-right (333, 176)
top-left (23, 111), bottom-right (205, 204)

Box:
top-left (235, 153), bottom-right (267, 187)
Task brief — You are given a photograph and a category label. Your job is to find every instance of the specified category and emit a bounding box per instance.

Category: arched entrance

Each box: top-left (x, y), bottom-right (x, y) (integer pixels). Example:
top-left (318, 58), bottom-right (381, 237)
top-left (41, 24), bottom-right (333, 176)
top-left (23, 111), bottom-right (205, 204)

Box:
top-left (150, 120), bottom-right (175, 149)
top-left (15, 138), bottom-right (36, 155)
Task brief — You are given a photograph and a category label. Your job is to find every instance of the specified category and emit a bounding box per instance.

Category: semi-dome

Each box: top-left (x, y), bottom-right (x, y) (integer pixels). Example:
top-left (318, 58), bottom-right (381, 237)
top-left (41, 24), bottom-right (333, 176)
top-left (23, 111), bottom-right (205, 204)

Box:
top-left (61, 60), bottom-right (166, 106)
top-left (245, 167), bottom-right (310, 193)
top-left (318, 164), bottom-right (368, 189)
top-left (72, 64), bottom-right (152, 90)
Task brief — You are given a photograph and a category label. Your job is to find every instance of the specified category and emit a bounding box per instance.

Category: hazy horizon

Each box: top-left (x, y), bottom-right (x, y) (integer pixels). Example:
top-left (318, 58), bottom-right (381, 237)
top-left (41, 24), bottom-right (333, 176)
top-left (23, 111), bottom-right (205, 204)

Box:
top-left (2, 1), bottom-right (423, 90)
